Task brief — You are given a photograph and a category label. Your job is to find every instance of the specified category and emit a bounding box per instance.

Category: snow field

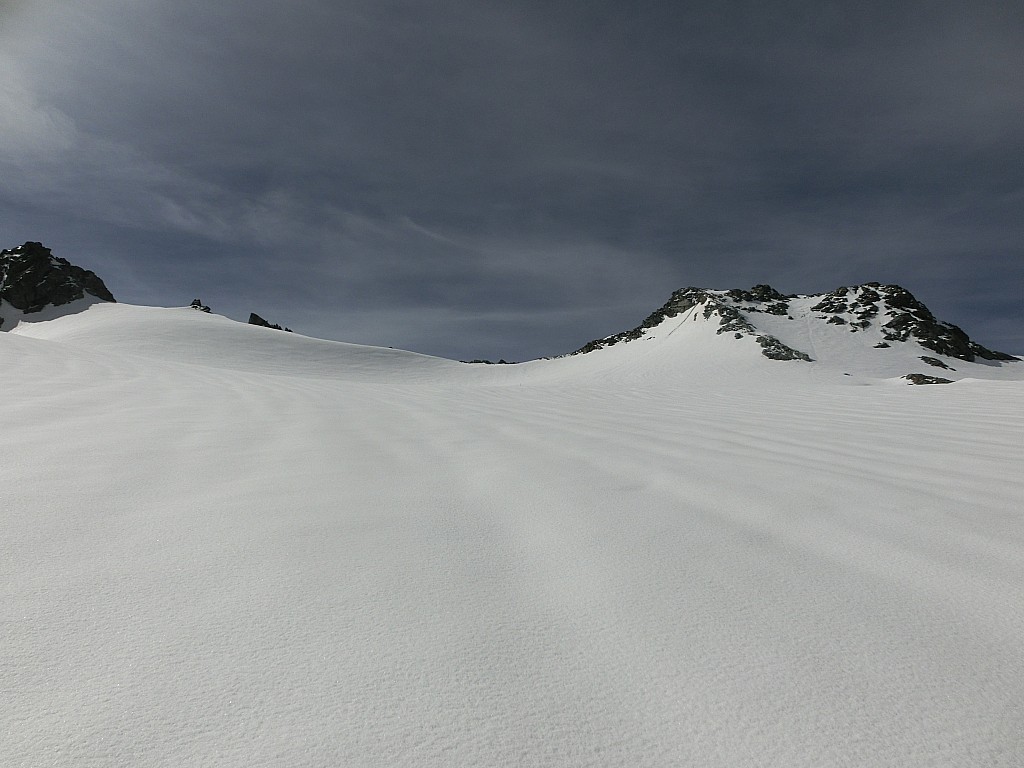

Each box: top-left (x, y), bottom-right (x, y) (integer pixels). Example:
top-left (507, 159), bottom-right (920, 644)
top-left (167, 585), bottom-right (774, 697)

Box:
top-left (2, 303), bottom-right (1023, 766)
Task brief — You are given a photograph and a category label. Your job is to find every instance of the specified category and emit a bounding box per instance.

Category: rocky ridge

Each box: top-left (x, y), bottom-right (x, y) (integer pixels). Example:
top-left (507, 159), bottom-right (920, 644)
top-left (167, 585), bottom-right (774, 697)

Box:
top-left (806, 283), bottom-right (1015, 362)
top-left (571, 283), bottom-right (1018, 380)
top-left (248, 312), bottom-right (292, 332)
top-left (0, 242), bottom-right (115, 329)
top-left (572, 284), bottom-right (812, 361)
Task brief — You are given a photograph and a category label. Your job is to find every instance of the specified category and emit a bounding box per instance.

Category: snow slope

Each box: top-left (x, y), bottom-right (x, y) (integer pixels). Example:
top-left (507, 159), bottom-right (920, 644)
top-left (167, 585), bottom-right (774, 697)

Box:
top-left (3, 303), bottom-right (1023, 767)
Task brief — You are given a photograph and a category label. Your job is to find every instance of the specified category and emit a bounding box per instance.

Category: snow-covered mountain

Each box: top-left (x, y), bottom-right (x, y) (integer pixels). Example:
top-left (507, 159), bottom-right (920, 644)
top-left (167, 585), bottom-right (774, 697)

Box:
top-left (3, 247), bottom-right (1023, 767)
top-left (570, 282), bottom-right (1019, 384)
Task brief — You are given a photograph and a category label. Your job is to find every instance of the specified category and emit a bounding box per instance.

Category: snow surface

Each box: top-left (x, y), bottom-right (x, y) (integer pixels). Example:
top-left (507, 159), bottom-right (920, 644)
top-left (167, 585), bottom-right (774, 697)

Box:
top-left (3, 302), bottom-right (1023, 767)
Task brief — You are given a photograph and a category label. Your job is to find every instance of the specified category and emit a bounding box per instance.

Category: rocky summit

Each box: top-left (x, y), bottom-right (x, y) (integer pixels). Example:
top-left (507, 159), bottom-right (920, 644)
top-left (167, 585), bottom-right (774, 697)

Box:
top-left (807, 283), bottom-right (1016, 362)
top-left (571, 282), bottom-right (1018, 378)
top-left (0, 242), bottom-right (115, 329)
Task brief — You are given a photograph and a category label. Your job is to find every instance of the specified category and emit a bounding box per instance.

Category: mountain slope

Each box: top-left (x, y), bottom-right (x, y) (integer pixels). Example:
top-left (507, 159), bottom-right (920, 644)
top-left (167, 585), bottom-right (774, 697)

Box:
top-left (3, 275), bottom-right (1023, 766)
top-left (9, 301), bottom-right (462, 380)
top-left (568, 282), bottom-right (1020, 384)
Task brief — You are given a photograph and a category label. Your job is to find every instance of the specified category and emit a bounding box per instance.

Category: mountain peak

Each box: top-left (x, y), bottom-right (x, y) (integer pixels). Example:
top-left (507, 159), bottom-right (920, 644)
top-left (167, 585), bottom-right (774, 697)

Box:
top-left (806, 283), bottom-right (1015, 362)
top-left (571, 284), bottom-right (810, 360)
top-left (0, 242), bottom-right (115, 329)
top-left (571, 282), bottom-right (1018, 368)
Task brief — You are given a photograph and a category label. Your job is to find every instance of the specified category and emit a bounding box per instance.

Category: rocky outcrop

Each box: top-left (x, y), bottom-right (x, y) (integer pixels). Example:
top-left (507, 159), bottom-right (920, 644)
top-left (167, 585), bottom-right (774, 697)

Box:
top-left (570, 281), bottom-right (1017, 367)
top-left (1, 242), bottom-right (115, 328)
top-left (903, 373), bottom-right (954, 385)
top-left (811, 283), bottom-right (1016, 361)
top-left (571, 285), bottom-right (812, 362)
top-left (248, 312), bottom-right (291, 332)
top-left (756, 335), bottom-right (812, 361)
top-left (572, 287), bottom-right (707, 355)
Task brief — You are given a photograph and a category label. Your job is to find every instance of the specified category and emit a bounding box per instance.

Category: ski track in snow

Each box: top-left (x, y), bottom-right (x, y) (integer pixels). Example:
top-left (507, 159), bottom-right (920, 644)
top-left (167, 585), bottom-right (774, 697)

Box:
top-left (2, 304), bottom-right (1024, 767)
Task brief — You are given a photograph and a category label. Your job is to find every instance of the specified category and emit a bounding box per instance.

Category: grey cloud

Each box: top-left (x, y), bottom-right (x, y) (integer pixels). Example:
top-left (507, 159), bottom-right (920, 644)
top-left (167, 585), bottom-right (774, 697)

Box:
top-left (1, 0), bottom-right (1021, 359)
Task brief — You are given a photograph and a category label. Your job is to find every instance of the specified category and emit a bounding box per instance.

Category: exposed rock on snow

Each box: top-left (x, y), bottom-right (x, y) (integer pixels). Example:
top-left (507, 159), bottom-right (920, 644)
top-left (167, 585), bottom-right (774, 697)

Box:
top-left (248, 312), bottom-right (292, 332)
top-left (756, 334), bottom-right (813, 361)
top-left (572, 282), bottom-right (1018, 367)
top-left (811, 283), bottom-right (1016, 361)
top-left (903, 373), bottom-right (954, 385)
top-left (571, 285), bottom-right (811, 362)
top-left (0, 241), bottom-right (114, 328)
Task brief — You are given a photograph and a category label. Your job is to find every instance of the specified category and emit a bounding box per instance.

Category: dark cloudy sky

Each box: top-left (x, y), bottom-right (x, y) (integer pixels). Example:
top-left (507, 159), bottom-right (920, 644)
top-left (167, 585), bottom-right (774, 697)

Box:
top-left (2, 1), bottom-right (1021, 360)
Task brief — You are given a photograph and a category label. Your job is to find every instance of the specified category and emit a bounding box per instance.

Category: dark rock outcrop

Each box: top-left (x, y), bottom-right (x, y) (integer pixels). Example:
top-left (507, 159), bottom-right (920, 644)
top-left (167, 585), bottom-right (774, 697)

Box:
top-left (811, 284), bottom-right (881, 332)
top-left (920, 356), bottom-right (954, 370)
top-left (904, 373), bottom-right (954, 385)
top-left (812, 283), bottom-right (1016, 361)
top-left (1, 242), bottom-right (115, 328)
top-left (248, 312), bottom-right (291, 332)
top-left (726, 284), bottom-right (791, 304)
top-left (756, 335), bottom-right (812, 361)
top-left (190, 298), bottom-right (211, 313)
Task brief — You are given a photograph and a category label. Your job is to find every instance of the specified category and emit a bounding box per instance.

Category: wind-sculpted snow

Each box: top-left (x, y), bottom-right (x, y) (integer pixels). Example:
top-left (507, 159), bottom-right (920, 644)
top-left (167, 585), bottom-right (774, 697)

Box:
top-left (10, 303), bottom-right (462, 380)
top-left (3, 304), bottom-right (1024, 767)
